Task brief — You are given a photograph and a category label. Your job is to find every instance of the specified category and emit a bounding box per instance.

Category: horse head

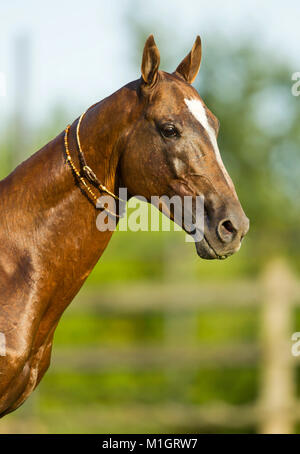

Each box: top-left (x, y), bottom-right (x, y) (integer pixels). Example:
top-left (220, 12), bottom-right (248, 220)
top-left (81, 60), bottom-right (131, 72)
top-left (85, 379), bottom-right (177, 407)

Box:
top-left (121, 35), bottom-right (249, 259)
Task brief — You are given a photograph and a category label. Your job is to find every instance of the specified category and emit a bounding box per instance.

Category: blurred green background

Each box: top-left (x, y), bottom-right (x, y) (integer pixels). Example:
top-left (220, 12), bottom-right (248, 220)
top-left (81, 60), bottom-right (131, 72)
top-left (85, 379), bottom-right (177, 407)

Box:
top-left (1, 0), bottom-right (300, 434)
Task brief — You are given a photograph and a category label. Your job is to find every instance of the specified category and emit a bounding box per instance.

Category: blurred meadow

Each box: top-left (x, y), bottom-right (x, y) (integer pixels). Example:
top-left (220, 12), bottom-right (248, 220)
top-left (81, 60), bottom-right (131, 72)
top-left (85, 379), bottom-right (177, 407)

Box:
top-left (1, 0), bottom-right (300, 433)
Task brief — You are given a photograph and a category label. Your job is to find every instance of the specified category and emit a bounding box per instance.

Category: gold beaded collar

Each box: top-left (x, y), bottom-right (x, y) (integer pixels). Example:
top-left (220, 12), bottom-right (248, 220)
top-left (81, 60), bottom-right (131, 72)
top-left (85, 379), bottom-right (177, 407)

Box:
top-left (64, 108), bottom-right (125, 218)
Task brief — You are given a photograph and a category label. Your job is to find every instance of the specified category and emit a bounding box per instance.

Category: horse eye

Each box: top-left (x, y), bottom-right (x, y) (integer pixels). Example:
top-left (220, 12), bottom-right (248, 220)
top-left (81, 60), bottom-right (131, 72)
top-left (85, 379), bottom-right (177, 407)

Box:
top-left (160, 124), bottom-right (179, 138)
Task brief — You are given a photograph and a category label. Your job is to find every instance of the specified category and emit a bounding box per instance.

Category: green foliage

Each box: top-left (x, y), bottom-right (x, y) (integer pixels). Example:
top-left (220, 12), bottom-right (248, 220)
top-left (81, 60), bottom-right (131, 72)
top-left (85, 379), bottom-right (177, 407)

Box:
top-left (54, 311), bottom-right (165, 346)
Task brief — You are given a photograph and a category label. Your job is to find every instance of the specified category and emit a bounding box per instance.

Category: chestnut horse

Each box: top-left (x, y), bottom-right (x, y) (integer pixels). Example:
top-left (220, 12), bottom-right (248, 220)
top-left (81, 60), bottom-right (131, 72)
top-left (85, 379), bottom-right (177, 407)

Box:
top-left (0, 35), bottom-right (249, 417)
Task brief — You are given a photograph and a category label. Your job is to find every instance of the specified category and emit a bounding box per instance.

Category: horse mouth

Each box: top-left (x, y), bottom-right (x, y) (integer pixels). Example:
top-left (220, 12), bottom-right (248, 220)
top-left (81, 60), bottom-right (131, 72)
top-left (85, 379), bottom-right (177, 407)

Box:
top-left (181, 217), bottom-right (229, 260)
top-left (195, 235), bottom-right (230, 260)
top-left (182, 213), bottom-right (230, 260)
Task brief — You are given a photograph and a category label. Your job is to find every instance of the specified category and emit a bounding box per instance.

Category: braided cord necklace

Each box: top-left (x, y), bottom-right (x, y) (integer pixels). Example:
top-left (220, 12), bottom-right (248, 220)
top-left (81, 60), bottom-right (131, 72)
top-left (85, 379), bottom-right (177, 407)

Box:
top-left (64, 108), bottom-right (126, 218)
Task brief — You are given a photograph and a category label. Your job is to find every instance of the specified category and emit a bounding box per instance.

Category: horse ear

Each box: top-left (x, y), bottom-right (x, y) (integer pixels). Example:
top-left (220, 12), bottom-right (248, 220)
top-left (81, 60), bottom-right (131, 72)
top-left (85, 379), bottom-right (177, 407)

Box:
top-left (175, 36), bottom-right (202, 84)
top-left (141, 34), bottom-right (160, 86)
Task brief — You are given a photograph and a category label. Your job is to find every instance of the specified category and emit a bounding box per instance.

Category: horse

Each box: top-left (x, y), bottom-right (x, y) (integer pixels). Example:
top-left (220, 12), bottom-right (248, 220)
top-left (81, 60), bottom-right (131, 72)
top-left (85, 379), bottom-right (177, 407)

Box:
top-left (0, 35), bottom-right (249, 417)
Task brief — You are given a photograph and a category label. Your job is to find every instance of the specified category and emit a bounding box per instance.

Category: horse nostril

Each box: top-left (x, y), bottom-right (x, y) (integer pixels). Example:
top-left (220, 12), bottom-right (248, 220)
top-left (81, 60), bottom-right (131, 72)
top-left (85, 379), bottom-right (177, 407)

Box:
top-left (222, 220), bottom-right (235, 234)
top-left (217, 218), bottom-right (237, 243)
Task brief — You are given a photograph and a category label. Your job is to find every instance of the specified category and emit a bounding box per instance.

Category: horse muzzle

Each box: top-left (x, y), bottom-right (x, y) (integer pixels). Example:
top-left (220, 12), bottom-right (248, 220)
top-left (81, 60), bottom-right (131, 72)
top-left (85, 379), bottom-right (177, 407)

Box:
top-left (194, 204), bottom-right (250, 260)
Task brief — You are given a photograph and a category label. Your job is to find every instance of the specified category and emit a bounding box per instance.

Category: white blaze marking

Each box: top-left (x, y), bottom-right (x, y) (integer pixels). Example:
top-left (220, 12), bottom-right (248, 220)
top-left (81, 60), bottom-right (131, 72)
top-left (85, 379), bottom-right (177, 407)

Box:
top-left (184, 98), bottom-right (233, 188)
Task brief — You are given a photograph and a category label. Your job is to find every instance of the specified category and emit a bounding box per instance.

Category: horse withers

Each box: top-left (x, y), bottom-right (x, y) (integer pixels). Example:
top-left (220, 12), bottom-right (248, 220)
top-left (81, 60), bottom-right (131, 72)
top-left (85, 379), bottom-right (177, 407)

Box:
top-left (0, 35), bottom-right (249, 417)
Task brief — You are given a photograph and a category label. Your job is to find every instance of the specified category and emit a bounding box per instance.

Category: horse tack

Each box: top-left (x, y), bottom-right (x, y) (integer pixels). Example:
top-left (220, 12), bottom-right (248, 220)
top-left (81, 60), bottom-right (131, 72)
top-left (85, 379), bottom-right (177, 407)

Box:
top-left (64, 107), bottom-right (125, 218)
top-left (0, 35), bottom-right (248, 417)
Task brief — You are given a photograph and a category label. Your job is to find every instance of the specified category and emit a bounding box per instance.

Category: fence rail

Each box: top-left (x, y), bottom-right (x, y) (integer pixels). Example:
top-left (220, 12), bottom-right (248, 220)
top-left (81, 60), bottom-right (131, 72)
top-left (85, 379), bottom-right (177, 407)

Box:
top-left (72, 279), bottom-right (300, 312)
top-left (3, 402), bottom-right (300, 433)
top-left (52, 344), bottom-right (261, 370)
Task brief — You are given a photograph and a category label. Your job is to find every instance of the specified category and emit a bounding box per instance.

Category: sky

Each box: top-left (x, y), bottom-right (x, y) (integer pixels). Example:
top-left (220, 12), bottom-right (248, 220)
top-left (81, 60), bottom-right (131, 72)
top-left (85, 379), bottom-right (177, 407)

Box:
top-left (0, 0), bottom-right (299, 128)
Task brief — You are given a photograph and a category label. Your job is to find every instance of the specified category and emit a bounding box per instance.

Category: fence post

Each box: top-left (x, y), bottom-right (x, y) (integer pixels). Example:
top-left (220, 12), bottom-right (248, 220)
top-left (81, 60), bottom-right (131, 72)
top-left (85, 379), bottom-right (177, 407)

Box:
top-left (259, 259), bottom-right (296, 434)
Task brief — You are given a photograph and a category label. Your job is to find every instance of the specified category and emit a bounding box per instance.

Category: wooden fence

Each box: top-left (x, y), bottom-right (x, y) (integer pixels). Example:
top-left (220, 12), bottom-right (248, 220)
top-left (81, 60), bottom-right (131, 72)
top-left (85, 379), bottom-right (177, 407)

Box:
top-left (46, 259), bottom-right (300, 434)
top-left (1, 259), bottom-right (300, 434)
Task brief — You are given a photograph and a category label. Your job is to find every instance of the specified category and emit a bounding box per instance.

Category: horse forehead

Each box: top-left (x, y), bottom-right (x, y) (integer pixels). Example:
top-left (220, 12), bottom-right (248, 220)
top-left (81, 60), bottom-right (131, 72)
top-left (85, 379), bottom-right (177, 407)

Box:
top-left (149, 88), bottom-right (199, 117)
top-left (149, 75), bottom-right (196, 109)
top-left (184, 98), bottom-right (215, 127)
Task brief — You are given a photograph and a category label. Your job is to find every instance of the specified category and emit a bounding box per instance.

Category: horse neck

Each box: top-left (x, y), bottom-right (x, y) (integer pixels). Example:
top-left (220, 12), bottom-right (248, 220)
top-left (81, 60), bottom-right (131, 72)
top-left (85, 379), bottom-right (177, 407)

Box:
top-left (1, 82), bottom-right (139, 300)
